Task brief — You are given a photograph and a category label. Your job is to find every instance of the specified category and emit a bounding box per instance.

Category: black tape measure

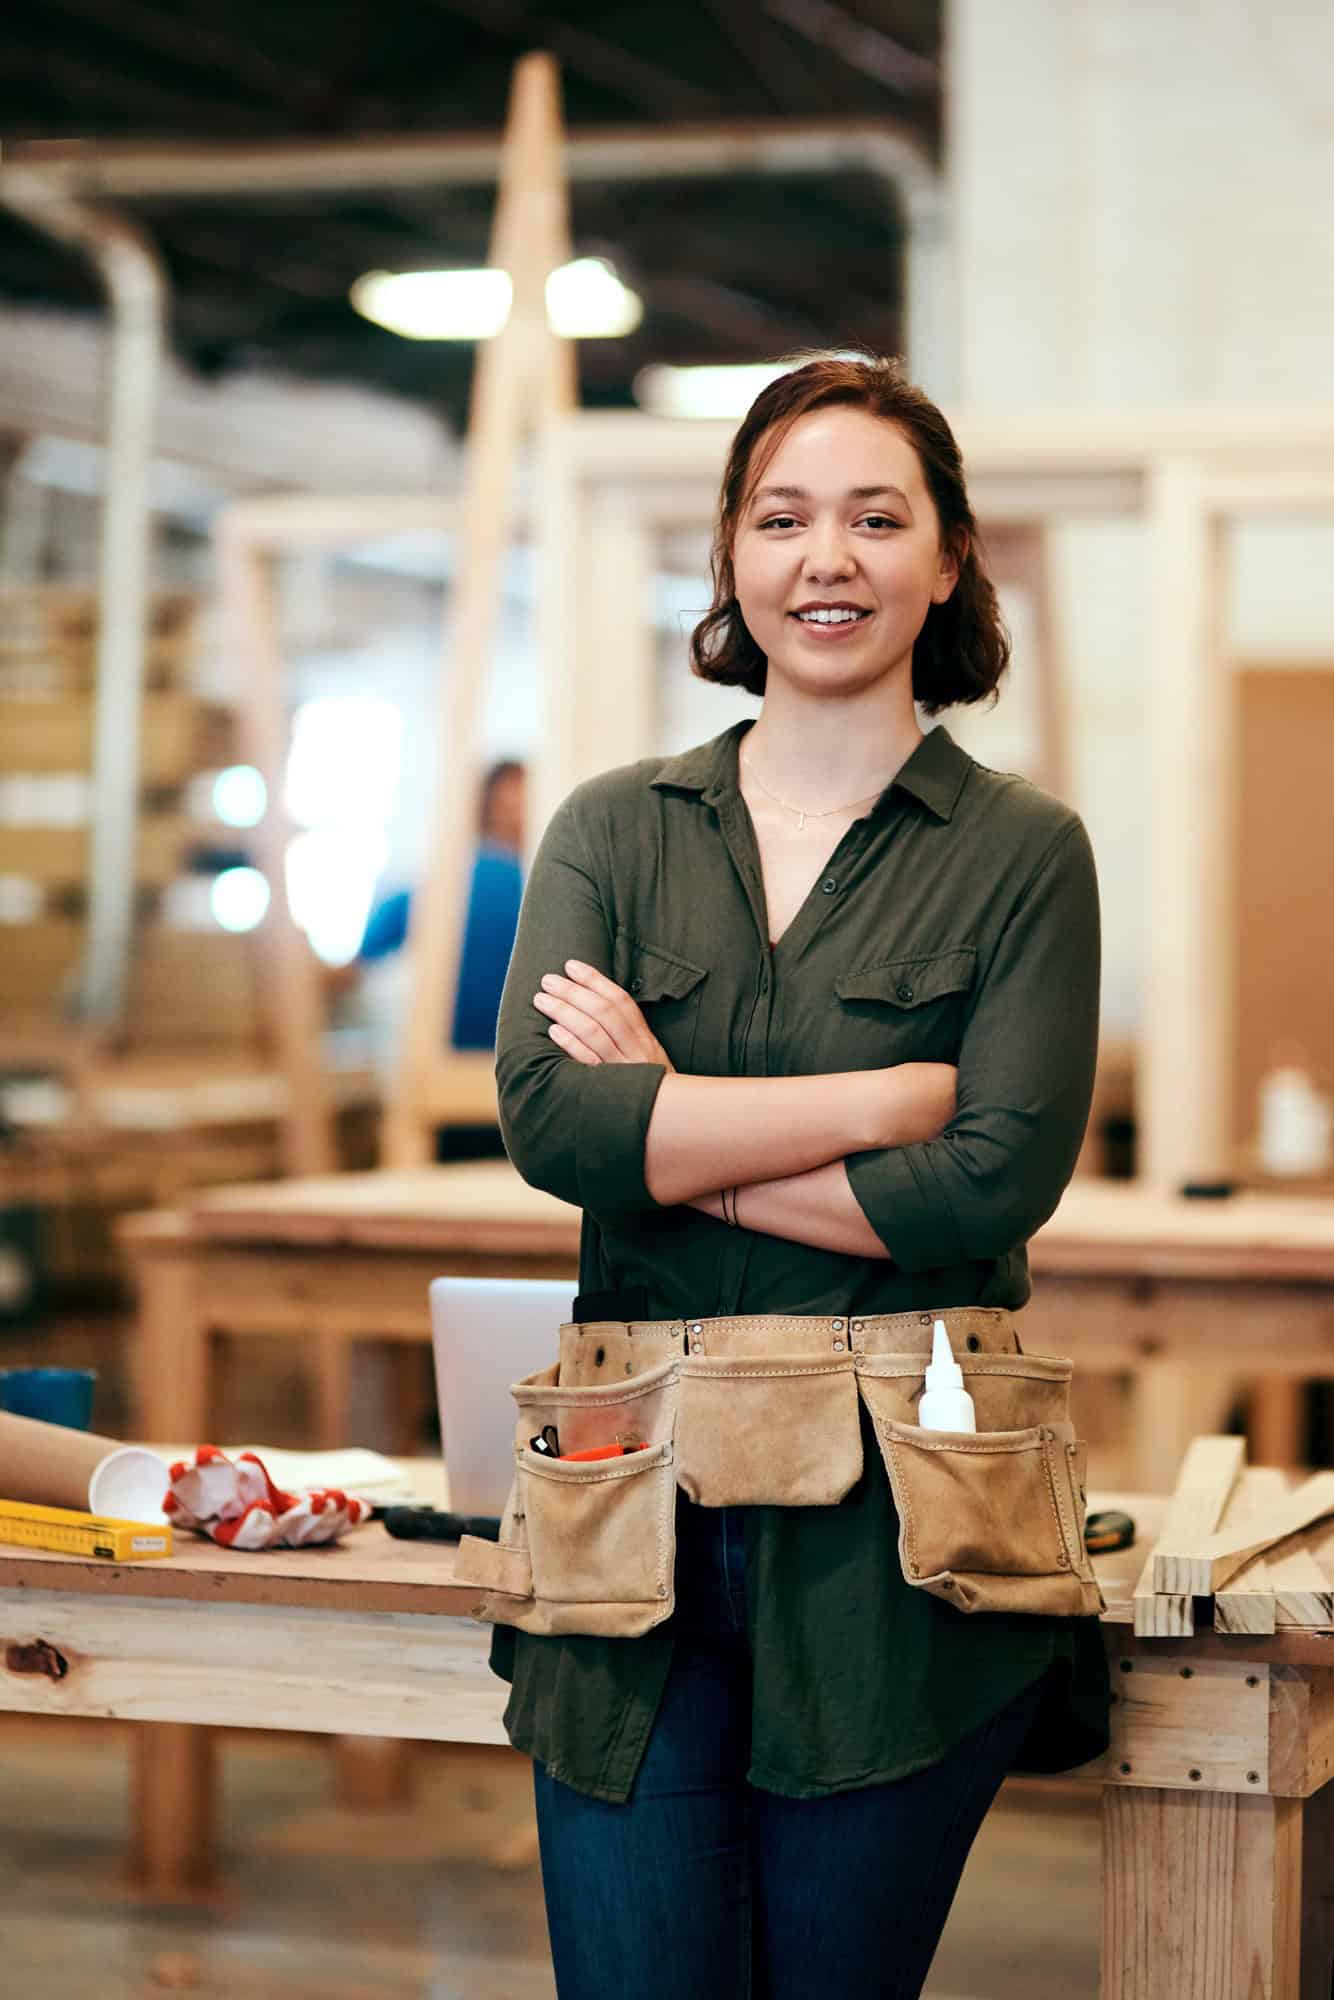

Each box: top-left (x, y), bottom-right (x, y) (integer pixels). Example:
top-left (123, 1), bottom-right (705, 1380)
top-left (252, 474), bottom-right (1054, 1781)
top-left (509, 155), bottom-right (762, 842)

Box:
top-left (1083, 1509), bottom-right (1135, 1554)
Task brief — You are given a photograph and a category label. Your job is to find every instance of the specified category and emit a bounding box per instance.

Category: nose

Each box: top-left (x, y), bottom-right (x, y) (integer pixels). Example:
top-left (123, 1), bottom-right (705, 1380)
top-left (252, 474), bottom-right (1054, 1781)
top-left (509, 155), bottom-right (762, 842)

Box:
top-left (802, 519), bottom-right (856, 583)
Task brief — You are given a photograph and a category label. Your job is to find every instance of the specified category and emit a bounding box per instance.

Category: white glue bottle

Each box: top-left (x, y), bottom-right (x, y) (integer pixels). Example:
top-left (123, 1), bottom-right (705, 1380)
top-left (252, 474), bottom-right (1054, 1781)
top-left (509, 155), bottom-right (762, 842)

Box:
top-left (917, 1319), bottom-right (977, 1432)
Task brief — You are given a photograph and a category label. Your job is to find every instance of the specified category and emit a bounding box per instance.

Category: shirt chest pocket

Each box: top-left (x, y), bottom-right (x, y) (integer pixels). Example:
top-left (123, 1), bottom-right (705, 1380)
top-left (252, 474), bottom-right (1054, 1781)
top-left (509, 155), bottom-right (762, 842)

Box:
top-left (613, 929), bottom-right (709, 1072)
top-left (833, 947), bottom-right (976, 1065)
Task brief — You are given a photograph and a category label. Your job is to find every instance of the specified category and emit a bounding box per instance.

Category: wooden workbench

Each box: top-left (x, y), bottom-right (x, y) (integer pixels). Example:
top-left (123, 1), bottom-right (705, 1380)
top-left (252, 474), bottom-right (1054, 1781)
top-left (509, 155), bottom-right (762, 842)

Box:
top-left (118, 1167), bottom-right (1334, 1481)
top-left (1024, 1181), bottom-right (1334, 1479)
top-left (119, 1162), bottom-right (581, 1451)
top-left (2, 1489), bottom-right (1331, 1997)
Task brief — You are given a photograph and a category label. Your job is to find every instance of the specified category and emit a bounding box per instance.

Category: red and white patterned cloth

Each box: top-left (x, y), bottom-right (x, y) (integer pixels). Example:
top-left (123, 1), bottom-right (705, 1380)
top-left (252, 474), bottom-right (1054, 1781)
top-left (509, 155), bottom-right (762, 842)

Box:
top-left (163, 1445), bottom-right (374, 1550)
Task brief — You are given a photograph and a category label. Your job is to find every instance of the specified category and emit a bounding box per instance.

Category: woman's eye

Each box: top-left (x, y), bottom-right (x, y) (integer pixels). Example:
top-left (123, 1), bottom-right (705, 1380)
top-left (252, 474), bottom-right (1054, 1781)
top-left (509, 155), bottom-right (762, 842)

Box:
top-left (758, 514), bottom-right (799, 531)
top-left (860, 515), bottom-right (900, 530)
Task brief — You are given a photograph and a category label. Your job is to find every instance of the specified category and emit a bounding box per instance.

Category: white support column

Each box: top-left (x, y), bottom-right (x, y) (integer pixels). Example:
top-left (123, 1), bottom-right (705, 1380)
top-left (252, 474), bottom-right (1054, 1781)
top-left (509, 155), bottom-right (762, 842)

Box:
top-left (1141, 458), bottom-right (1231, 1191)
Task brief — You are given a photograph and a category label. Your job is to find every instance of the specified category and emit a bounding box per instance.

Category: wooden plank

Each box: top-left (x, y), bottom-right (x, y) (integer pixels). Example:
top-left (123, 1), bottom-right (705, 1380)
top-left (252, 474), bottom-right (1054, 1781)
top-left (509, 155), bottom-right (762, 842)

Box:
top-left (0, 692), bottom-right (201, 784)
top-left (0, 816), bottom-right (189, 886)
top-left (1133, 1435), bottom-right (1245, 1638)
top-left (0, 1586), bottom-right (506, 1741)
top-left (1153, 1472), bottom-right (1334, 1597)
top-left (1267, 1665), bottom-right (1334, 1800)
top-left (0, 918), bottom-right (83, 1007)
top-left (1094, 1655), bottom-right (1269, 1794)
top-left (1296, 1517), bottom-right (1334, 1633)
top-left (213, 530), bottom-right (335, 1174)
top-left (1215, 1468), bottom-right (1289, 1635)
top-left (125, 926), bottom-right (263, 1046)
top-left (1270, 1546), bottom-right (1334, 1631)
top-left (387, 51), bottom-right (575, 1167)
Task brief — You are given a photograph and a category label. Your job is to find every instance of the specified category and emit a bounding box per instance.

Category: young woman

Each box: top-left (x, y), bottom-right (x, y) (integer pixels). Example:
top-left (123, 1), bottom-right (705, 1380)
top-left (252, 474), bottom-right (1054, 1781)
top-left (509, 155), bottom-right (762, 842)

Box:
top-left (488, 354), bottom-right (1111, 1999)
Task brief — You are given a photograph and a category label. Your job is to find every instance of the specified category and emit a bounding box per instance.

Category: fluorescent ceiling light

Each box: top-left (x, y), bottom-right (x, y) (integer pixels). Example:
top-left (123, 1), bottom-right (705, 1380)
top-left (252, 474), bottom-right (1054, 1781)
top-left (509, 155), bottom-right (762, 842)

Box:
top-left (634, 362), bottom-right (794, 420)
top-left (545, 258), bottom-right (642, 338)
top-left (351, 258), bottom-right (642, 341)
top-left (351, 268), bottom-right (513, 341)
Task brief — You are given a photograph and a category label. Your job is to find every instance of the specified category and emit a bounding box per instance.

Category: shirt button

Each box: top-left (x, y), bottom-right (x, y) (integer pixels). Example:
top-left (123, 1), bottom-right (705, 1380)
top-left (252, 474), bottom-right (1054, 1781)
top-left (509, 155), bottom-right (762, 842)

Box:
top-left (820, 877), bottom-right (838, 895)
top-left (896, 981), bottom-right (914, 1002)
top-left (631, 977), bottom-right (643, 993)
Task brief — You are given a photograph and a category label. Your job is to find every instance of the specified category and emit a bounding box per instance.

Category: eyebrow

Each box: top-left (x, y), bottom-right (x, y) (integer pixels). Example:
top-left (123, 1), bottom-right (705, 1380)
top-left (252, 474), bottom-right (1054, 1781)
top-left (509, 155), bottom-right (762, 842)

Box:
top-left (752, 483), bottom-right (911, 508)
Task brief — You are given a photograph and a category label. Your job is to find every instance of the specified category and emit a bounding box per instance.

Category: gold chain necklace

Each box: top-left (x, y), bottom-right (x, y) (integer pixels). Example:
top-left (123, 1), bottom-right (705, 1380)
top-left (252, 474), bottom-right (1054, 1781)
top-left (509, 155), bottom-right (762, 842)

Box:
top-left (741, 751), bottom-right (890, 832)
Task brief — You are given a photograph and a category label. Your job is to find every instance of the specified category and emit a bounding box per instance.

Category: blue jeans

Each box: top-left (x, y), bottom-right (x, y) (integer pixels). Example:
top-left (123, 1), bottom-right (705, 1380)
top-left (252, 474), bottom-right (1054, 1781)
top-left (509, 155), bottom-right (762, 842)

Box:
top-left (533, 1493), bottom-right (1049, 2000)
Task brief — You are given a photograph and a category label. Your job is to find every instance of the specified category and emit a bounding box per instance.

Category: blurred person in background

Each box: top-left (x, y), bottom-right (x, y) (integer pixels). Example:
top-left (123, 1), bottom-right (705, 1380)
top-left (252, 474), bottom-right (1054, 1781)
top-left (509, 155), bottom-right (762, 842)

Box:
top-left (345, 758), bottom-right (525, 1159)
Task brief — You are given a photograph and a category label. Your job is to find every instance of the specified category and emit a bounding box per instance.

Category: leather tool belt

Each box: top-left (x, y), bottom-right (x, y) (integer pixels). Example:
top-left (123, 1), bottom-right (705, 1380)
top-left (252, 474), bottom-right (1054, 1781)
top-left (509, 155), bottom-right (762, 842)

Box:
top-left (454, 1306), bottom-right (1105, 1638)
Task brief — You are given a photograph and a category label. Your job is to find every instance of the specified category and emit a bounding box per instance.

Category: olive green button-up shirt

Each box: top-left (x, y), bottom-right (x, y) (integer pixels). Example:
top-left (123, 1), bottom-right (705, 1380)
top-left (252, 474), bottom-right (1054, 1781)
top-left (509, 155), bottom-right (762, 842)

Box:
top-left (488, 719), bottom-right (1111, 1802)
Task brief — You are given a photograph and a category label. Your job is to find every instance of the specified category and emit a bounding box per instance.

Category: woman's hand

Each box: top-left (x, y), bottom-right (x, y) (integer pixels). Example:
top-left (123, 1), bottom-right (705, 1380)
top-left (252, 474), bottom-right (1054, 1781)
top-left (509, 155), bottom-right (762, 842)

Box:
top-left (533, 960), bottom-right (676, 1071)
top-left (868, 1062), bottom-right (958, 1149)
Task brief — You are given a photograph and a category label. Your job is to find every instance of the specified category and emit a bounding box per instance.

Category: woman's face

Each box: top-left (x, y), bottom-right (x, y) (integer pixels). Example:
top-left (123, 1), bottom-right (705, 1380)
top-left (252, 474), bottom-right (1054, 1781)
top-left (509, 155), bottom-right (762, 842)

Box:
top-left (731, 406), bottom-right (960, 699)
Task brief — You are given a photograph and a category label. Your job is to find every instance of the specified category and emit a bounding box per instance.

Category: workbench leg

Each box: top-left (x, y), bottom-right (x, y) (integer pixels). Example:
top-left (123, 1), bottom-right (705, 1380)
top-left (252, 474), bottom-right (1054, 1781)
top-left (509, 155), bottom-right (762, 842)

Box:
top-left (132, 1723), bottom-right (218, 1899)
top-left (314, 1324), bottom-right (353, 1451)
top-left (1101, 1786), bottom-right (1301, 1998)
top-left (335, 1736), bottom-right (415, 1807)
top-left (132, 1238), bottom-right (212, 1444)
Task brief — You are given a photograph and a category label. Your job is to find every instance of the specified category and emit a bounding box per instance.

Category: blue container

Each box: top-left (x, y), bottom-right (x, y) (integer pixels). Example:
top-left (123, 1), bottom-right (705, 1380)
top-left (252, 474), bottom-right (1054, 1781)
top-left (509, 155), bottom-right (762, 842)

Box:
top-left (0, 1366), bottom-right (97, 1431)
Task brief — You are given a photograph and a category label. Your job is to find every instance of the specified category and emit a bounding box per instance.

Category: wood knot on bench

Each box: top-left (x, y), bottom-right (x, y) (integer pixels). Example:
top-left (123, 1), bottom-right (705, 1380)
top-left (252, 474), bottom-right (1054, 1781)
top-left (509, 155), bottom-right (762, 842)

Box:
top-left (5, 1639), bottom-right (69, 1681)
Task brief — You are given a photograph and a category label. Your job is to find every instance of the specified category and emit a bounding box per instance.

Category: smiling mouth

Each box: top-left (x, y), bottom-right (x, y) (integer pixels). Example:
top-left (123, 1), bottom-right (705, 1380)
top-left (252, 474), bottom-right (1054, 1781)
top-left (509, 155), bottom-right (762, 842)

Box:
top-left (790, 608), bottom-right (873, 627)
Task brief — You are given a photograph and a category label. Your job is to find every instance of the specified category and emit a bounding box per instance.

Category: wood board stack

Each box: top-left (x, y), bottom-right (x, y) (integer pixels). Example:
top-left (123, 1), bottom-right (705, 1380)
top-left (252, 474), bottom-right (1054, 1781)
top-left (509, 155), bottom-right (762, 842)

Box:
top-left (0, 584), bottom-right (241, 1024)
top-left (1133, 1434), bottom-right (1334, 1637)
top-left (0, 584), bottom-right (199, 697)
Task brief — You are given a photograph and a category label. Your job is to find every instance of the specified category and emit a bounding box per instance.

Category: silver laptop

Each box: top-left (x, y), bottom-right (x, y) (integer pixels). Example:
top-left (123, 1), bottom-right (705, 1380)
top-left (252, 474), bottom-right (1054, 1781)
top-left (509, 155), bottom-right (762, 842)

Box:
top-left (429, 1276), bottom-right (574, 1516)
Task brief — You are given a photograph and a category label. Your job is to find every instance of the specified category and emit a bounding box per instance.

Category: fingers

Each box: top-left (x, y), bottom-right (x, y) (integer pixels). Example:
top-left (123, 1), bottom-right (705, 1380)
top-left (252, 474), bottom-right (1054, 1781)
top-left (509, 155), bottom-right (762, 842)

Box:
top-left (533, 963), bottom-right (637, 1062)
top-left (546, 1019), bottom-right (601, 1065)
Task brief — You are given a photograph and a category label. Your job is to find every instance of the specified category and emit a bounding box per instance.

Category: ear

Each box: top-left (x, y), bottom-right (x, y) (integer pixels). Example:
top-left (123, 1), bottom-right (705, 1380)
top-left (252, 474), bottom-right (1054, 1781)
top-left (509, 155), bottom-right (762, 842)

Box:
top-left (931, 529), bottom-right (967, 605)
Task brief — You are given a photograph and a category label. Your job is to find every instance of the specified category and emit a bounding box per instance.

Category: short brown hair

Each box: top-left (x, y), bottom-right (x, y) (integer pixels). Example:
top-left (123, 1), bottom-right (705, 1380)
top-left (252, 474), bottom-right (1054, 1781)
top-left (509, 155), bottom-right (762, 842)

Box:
top-left (689, 352), bottom-right (1010, 713)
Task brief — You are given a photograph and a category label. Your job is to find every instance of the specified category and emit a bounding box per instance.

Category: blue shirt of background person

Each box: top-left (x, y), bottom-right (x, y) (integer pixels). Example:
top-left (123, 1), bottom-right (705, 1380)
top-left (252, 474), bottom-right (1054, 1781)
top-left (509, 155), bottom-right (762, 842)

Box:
top-left (358, 843), bottom-right (524, 1048)
top-left (357, 759), bottom-right (526, 1051)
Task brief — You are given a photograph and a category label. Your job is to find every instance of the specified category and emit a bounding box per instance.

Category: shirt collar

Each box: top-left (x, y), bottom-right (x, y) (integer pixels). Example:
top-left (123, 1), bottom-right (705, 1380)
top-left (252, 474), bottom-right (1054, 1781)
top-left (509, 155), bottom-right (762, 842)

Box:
top-left (650, 718), bottom-right (970, 823)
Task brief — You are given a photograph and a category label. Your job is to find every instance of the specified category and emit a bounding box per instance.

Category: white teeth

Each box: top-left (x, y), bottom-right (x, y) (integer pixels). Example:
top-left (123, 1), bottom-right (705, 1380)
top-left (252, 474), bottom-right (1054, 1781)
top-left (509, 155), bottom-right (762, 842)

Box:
top-left (796, 608), bottom-right (866, 624)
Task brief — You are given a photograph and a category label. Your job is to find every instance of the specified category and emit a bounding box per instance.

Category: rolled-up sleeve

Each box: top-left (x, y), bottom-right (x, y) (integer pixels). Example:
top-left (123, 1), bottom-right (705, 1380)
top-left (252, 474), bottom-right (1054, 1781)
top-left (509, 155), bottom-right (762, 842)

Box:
top-left (494, 790), bottom-right (668, 1216)
top-left (845, 819), bottom-right (1100, 1270)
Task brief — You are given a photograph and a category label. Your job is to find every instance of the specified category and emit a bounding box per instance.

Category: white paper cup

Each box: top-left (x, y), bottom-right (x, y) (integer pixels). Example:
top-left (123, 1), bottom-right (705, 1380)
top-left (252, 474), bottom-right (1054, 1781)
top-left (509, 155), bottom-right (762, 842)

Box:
top-left (87, 1447), bottom-right (171, 1524)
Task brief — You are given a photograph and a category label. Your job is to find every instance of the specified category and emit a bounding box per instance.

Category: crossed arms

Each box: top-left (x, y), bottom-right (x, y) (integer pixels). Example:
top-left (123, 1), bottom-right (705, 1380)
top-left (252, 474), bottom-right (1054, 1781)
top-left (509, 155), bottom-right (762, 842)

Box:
top-left (532, 958), bottom-right (955, 1260)
top-left (494, 792), bottom-right (1099, 1273)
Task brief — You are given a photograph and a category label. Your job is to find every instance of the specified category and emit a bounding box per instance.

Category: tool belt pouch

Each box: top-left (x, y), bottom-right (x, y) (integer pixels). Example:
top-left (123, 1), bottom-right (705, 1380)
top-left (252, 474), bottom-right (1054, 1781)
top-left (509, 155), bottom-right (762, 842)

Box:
top-left (676, 1351), bottom-right (863, 1508)
top-left (856, 1351), bottom-right (1104, 1617)
top-left (455, 1355), bottom-right (681, 1638)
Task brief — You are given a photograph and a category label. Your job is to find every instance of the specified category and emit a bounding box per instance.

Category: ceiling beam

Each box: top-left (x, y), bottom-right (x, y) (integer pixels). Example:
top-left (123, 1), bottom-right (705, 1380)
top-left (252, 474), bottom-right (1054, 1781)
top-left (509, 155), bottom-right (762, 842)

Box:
top-left (39, 0), bottom-right (328, 103)
top-left (418, 0), bottom-right (732, 119)
top-left (695, 0), bottom-right (829, 114)
top-left (764, 0), bottom-right (938, 95)
top-left (0, 37), bottom-right (272, 133)
top-left (643, 271), bottom-right (833, 353)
